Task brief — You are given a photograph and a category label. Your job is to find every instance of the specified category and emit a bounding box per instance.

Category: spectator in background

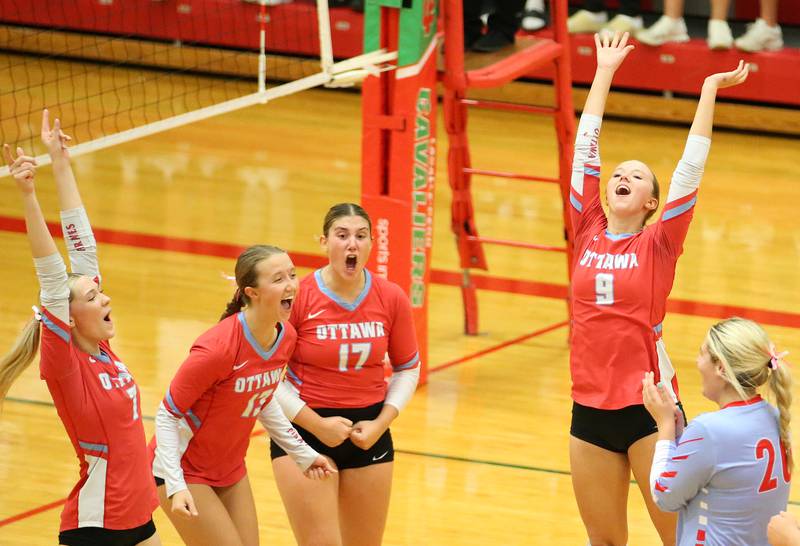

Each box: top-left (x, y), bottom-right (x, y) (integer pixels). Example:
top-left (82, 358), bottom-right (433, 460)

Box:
top-left (567, 0), bottom-right (643, 35)
top-left (521, 0), bottom-right (546, 31)
top-left (636, 0), bottom-right (782, 52)
top-left (464, 0), bottom-right (527, 52)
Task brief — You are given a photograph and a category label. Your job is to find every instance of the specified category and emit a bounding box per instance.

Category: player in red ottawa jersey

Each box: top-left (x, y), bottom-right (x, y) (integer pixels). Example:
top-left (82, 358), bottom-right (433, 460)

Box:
top-left (567, 32), bottom-right (749, 545)
top-left (151, 245), bottom-right (335, 546)
top-left (270, 203), bottom-right (421, 546)
top-left (0, 111), bottom-right (161, 546)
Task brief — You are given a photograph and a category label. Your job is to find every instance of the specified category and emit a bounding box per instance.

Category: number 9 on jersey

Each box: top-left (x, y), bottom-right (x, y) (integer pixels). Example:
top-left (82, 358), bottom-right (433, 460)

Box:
top-left (595, 273), bottom-right (615, 305)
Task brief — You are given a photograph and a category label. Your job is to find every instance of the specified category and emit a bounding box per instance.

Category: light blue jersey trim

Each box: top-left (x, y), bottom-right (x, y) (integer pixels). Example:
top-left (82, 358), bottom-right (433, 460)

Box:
top-left (92, 351), bottom-right (111, 364)
top-left (165, 391), bottom-right (181, 415)
top-left (286, 367), bottom-right (302, 385)
top-left (237, 312), bottom-right (286, 360)
top-left (662, 196), bottom-right (697, 222)
top-left (41, 313), bottom-right (70, 343)
top-left (185, 410), bottom-right (201, 428)
top-left (604, 230), bottom-right (636, 241)
top-left (165, 390), bottom-right (202, 428)
top-left (569, 193), bottom-right (583, 213)
top-left (653, 323), bottom-right (663, 335)
top-left (393, 353), bottom-right (420, 371)
top-left (584, 166), bottom-right (600, 177)
top-left (78, 440), bottom-right (108, 454)
top-left (314, 269), bottom-right (372, 312)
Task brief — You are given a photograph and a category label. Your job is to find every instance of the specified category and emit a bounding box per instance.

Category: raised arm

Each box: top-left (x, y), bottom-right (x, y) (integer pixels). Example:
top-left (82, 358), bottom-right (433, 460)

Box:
top-left (40, 111), bottom-right (100, 281)
top-left (571, 33), bottom-right (633, 232)
top-left (583, 32), bottom-right (634, 118)
top-left (689, 60), bottom-right (749, 139)
top-left (4, 145), bottom-right (70, 327)
top-left (4, 146), bottom-right (55, 259)
top-left (41, 110), bottom-right (81, 210)
top-left (0, 147), bottom-right (64, 400)
top-left (657, 62), bottom-right (749, 255)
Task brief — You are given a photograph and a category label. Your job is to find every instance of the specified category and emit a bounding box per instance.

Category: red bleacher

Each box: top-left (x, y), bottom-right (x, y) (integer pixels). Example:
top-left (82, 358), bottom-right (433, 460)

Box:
top-left (1, 0), bottom-right (797, 106)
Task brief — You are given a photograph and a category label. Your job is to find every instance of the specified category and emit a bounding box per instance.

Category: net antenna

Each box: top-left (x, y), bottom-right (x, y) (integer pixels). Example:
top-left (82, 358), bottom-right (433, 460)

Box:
top-left (0, 0), bottom-right (398, 176)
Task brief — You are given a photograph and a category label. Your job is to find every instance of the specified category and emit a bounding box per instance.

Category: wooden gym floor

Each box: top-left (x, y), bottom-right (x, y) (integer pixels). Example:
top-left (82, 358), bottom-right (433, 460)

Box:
top-left (0, 56), bottom-right (799, 544)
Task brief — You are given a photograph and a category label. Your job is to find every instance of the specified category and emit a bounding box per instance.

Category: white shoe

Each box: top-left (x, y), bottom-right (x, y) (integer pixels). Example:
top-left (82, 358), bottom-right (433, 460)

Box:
top-left (522, 0), bottom-right (546, 30)
top-left (600, 14), bottom-right (644, 37)
top-left (522, 10), bottom-right (547, 31)
top-left (707, 19), bottom-right (733, 50)
top-left (735, 18), bottom-right (783, 52)
top-left (635, 15), bottom-right (689, 46)
top-left (568, 9), bottom-right (607, 34)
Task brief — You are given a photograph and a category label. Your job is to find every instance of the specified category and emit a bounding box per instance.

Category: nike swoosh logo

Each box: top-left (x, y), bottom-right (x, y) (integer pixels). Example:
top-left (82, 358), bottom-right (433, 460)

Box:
top-left (372, 451), bottom-right (389, 462)
top-left (232, 360), bottom-right (249, 371)
top-left (307, 310), bottom-right (325, 319)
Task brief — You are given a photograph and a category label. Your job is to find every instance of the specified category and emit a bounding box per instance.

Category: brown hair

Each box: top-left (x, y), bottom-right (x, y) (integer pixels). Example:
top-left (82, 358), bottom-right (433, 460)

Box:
top-left (322, 203), bottom-right (372, 237)
top-left (706, 317), bottom-right (793, 471)
top-left (220, 245), bottom-right (286, 321)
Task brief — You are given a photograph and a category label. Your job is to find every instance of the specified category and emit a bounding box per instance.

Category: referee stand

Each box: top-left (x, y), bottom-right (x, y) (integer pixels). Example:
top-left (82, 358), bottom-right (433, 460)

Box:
top-left (441, 0), bottom-right (576, 334)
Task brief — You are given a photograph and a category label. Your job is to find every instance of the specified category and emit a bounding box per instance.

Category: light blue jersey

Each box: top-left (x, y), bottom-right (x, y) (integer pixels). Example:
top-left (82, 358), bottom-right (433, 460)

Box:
top-left (650, 396), bottom-right (790, 546)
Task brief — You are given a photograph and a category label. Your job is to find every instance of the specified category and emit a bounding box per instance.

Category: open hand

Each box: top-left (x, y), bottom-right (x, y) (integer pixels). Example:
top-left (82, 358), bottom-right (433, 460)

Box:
top-left (3, 144), bottom-right (37, 194)
top-left (594, 31), bottom-right (635, 72)
top-left (41, 109), bottom-right (72, 161)
top-left (303, 455), bottom-right (337, 480)
top-left (642, 371), bottom-right (678, 426)
top-left (704, 60), bottom-right (749, 90)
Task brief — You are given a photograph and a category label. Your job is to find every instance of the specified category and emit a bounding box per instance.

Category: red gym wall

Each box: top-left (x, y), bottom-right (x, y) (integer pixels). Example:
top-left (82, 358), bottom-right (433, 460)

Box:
top-left (1, 0), bottom-right (798, 106)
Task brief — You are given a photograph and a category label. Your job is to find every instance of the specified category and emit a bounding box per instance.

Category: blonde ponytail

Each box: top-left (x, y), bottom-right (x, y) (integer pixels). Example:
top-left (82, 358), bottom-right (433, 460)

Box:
top-left (769, 362), bottom-right (793, 471)
top-left (0, 317), bottom-right (41, 406)
top-left (706, 317), bottom-right (793, 471)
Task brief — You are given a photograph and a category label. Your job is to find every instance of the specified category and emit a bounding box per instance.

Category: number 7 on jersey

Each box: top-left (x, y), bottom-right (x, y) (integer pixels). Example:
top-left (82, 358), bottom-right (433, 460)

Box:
top-left (339, 343), bottom-right (372, 372)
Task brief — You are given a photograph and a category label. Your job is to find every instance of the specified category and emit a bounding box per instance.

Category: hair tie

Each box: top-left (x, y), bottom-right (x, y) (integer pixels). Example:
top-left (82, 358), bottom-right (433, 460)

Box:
top-left (768, 343), bottom-right (789, 370)
top-left (32, 305), bottom-right (42, 322)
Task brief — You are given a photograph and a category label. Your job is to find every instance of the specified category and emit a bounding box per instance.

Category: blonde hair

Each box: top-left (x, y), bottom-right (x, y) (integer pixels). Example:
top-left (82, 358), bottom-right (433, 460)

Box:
top-left (705, 317), bottom-right (793, 470)
top-left (0, 273), bottom-right (89, 406)
top-left (0, 318), bottom-right (41, 406)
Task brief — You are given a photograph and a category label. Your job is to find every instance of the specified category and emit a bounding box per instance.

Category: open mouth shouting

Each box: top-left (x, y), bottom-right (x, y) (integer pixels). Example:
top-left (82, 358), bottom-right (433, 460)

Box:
top-left (345, 254), bottom-right (358, 273)
top-left (103, 309), bottom-right (113, 324)
top-left (615, 183), bottom-right (631, 196)
top-left (280, 297), bottom-right (294, 311)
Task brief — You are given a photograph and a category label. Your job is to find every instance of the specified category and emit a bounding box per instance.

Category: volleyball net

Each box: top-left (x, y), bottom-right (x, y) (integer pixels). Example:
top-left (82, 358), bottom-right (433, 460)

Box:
top-left (0, 0), bottom-right (396, 174)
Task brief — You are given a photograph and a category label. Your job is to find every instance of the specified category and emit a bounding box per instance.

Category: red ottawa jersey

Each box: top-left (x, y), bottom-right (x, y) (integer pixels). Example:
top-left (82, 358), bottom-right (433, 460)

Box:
top-left (287, 269), bottom-right (420, 409)
top-left (154, 313), bottom-right (296, 487)
top-left (569, 159), bottom-right (697, 410)
top-left (39, 307), bottom-right (158, 532)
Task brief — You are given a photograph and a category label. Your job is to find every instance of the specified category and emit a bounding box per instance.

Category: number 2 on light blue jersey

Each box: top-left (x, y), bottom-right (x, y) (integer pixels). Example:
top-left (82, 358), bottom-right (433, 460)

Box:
top-left (338, 343), bottom-right (372, 372)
